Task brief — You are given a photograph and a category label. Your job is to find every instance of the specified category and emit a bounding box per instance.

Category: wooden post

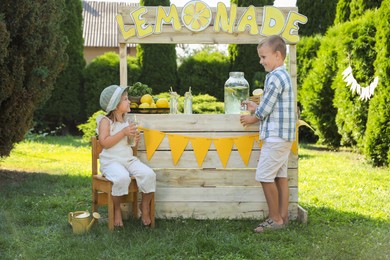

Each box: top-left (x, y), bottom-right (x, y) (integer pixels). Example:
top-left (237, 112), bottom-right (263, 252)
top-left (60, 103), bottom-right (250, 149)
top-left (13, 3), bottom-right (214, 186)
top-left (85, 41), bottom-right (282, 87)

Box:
top-left (119, 43), bottom-right (127, 87)
top-left (288, 44), bottom-right (298, 117)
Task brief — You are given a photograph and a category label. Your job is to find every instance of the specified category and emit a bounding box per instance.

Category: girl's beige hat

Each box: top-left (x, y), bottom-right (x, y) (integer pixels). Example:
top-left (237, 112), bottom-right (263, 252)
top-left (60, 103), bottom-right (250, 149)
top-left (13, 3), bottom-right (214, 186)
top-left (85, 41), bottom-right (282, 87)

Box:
top-left (99, 85), bottom-right (129, 113)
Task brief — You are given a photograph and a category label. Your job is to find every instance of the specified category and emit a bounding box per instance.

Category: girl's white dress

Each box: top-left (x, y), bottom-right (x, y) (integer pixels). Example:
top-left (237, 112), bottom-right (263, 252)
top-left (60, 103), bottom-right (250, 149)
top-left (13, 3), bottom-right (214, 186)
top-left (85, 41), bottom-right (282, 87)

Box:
top-left (96, 115), bottom-right (156, 196)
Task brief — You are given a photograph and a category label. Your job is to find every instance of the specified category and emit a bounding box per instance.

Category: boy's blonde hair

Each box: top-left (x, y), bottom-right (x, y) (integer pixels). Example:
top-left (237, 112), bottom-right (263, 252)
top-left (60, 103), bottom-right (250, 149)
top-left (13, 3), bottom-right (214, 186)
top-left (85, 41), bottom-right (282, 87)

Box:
top-left (258, 35), bottom-right (287, 59)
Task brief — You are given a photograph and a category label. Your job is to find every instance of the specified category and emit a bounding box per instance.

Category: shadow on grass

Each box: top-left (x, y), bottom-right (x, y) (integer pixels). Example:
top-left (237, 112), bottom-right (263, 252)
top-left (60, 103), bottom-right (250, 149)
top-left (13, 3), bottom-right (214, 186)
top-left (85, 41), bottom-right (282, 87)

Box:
top-left (1, 170), bottom-right (389, 259)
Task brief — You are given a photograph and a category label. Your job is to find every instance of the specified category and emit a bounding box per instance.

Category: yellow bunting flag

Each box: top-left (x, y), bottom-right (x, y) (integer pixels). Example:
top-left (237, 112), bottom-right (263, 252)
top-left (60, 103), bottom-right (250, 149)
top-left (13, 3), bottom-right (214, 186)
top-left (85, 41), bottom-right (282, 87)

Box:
top-left (167, 134), bottom-right (189, 165)
top-left (234, 135), bottom-right (256, 166)
top-left (291, 140), bottom-right (298, 155)
top-left (298, 119), bottom-right (315, 132)
top-left (190, 137), bottom-right (212, 168)
top-left (290, 120), bottom-right (314, 155)
top-left (213, 137), bottom-right (234, 168)
top-left (143, 128), bottom-right (165, 160)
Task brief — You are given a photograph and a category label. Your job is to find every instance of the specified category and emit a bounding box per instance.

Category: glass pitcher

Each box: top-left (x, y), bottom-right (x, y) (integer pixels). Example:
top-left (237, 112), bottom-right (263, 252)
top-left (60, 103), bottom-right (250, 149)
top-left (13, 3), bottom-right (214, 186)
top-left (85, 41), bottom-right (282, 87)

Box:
top-left (224, 72), bottom-right (249, 114)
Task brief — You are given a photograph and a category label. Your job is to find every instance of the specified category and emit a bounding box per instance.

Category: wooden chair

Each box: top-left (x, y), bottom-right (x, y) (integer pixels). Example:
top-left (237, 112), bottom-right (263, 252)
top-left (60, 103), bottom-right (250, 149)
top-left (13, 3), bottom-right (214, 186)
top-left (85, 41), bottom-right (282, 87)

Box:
top-left (91, 136), bottom-right (155, 230)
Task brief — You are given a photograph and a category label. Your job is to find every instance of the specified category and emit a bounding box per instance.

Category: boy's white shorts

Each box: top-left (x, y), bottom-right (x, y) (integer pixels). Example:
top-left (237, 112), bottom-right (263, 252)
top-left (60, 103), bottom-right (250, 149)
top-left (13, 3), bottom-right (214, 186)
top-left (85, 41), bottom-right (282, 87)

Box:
top-left (256, 141), bottom-right (292, 183)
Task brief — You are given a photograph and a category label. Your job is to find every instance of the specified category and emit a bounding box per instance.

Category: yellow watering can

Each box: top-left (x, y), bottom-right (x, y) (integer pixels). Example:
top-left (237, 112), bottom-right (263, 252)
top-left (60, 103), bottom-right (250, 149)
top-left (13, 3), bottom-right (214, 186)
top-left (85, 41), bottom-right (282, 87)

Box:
top-left (68, 211), bottom-right (100, 234)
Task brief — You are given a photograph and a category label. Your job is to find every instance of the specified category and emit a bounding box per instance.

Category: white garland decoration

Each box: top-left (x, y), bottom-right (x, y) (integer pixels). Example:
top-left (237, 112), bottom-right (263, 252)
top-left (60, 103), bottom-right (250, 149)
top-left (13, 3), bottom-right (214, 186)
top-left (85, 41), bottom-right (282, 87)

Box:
top-left (342, 66), bottom-right (379, 101)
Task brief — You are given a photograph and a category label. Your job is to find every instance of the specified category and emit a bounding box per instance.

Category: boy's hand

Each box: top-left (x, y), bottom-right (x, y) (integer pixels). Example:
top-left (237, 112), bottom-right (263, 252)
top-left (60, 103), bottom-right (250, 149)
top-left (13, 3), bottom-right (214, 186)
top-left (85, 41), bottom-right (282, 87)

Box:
top-left (242, 100), bottom-right (258, 112)
top-left (240, 115), bottom-right (259, 127)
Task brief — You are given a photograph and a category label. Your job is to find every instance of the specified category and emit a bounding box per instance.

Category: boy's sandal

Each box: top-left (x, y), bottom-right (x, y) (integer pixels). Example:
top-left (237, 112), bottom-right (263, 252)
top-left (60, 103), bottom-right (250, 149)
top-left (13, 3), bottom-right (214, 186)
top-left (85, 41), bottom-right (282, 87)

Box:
top-left (254, 218), bottom-right (284, 233)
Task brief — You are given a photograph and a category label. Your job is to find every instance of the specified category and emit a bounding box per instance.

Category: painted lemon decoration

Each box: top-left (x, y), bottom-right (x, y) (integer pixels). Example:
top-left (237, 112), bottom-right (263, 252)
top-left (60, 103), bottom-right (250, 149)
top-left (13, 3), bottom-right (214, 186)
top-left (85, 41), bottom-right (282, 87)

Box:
top-left (140, 94), bottom-right (153, 104)
top-left (182, 1), bottom-right (212, 32)
top-left (156, 98), bottom-right (169, 108)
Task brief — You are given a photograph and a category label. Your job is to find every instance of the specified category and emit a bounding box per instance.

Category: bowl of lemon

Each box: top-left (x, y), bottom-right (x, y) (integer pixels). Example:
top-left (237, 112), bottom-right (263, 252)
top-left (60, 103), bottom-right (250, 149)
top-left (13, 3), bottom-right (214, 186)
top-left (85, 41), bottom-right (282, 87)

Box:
top-left (130, 94), bottom-right (170, 114)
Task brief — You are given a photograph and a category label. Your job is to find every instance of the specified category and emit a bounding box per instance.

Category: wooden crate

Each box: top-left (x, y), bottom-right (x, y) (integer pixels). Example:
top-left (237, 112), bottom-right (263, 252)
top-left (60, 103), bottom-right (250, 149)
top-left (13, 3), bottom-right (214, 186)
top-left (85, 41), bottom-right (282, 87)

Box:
top-left (126, 114), bottom-right (300, 220)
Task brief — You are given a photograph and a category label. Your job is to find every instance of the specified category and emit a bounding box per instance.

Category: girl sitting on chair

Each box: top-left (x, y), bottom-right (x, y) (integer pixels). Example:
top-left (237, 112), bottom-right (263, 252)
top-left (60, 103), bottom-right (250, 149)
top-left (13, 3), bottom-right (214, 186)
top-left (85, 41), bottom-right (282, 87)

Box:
top-left (97, 85), bottom-right (156, 228)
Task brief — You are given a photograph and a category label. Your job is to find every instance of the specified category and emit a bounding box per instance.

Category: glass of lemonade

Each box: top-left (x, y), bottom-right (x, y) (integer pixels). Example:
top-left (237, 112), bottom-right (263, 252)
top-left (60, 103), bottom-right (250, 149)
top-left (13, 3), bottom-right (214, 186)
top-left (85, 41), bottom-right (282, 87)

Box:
top-left (224, 72), bottom-right (249, 114)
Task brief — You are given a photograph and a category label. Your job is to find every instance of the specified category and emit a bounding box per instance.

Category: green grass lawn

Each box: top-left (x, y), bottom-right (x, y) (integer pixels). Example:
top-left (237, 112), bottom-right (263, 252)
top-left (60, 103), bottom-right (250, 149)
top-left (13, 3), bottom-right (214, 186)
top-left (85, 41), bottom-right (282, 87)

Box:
top-left (0, 136), bottom-right (389, 259)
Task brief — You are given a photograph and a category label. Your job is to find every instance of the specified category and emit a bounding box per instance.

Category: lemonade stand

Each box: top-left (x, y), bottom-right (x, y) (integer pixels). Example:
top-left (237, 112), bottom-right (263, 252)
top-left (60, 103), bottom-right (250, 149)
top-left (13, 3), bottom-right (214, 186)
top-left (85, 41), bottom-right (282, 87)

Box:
top-left (116, 1), bottom-right (308, 222)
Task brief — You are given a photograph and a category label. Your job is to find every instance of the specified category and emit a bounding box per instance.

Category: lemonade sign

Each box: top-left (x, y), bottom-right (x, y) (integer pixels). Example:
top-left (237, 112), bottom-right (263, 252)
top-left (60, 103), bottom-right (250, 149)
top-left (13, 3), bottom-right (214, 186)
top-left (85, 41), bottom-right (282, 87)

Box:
top-left (116, 1), bottom-right (308, 44)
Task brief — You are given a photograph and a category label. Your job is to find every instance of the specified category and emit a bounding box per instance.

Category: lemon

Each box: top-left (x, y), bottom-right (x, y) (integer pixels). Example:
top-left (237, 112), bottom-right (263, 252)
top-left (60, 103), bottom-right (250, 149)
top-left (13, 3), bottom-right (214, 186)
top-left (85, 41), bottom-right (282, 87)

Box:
top-left (139, 102), bottom-right (150, 108)
top-left (252, 89), bottom-right (264, 96)
top-left (225, 87), bottom-right (236, 94)
top-left (140, 94), bottom-right (153, 104)
top-left (150, 102), bottom-right (157, 108)
top-left (130, 103), bottom-right (138, 108)
top-left (182, 1), bottom-right (212, 32)
top-left (156, 98), bottom-right (169, 108)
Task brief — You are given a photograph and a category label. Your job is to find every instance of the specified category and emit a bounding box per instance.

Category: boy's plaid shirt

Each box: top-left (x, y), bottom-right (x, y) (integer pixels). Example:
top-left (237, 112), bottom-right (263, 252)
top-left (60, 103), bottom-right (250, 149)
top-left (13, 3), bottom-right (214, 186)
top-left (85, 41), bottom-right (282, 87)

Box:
top-left (255, 65), bottom-right (296, 142)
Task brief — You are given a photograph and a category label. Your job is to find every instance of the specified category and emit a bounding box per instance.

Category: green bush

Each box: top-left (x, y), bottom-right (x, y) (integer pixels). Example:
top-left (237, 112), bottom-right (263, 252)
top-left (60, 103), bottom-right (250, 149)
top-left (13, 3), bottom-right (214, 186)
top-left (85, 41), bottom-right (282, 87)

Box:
top-left (349, 0), bottom-right (382, 20)
top-left (334, 0), bottom-right (351, 24)
top-left (299, 28), bottom-right (341, 148)
top-left (332, 11), bottom-right (376, 148)
top-left (77, 110), bottom-right (105, 141)
top-left (178, 51), bottom-right (229, 101)
top-left (156, 93), bottom-right (224, 114)
top-left (364, 0), bottom-right (390, 167)
top-left (297, 35), bottom-right (322, 143)
top-left (83, 52), bottom-right (141, 117)
top-left (297, 35), bottom-right (322, 89)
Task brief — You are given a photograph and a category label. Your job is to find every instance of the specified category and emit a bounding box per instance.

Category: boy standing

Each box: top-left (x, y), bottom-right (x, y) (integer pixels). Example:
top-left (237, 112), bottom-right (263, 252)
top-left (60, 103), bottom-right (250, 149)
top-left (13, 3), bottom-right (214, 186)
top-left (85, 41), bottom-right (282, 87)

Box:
top-left (241, 35), bottom-right (296, 233)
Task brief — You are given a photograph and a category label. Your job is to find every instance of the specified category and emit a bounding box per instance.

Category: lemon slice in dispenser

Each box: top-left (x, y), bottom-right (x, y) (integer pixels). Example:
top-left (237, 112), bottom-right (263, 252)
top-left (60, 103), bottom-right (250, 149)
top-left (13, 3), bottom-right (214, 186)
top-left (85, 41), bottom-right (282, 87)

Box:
top-left (252, 89), bottom-right (264, 96)
top-left (225, 87), bottom-right (236, 94)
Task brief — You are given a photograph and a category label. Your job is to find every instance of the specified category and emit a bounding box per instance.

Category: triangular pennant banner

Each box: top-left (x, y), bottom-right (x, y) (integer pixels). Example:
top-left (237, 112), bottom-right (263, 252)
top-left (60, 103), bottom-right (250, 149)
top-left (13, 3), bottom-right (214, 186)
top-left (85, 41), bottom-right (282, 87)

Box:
top-left (291, 140), bottom-right (298, 155)
top-left (167, 134), bottom-right (189, 165)
top-left (143, 128), bottom-right (165, 160)
top-left (298, 119), bottom-right (315, 132)
top-left (190, 137), bottom-right (212, 168)
top-left (213, 137), bottom-right (234, 168)
top-left (234, 135), bottom-right (256, 166)
top-left (291, 121), bottom-right (302, 156)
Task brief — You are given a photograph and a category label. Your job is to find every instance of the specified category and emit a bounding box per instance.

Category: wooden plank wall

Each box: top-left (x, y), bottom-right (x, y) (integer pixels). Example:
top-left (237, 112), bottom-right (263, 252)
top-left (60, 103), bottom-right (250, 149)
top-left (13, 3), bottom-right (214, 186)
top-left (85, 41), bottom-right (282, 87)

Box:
top-left (126, 114), bottom-right (299, 220)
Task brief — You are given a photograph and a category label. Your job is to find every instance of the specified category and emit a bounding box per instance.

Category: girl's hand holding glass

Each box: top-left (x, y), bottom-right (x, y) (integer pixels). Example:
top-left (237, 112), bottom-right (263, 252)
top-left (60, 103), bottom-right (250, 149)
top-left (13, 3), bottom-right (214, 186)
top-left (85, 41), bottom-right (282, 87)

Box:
top-left (127, 118), bottom-right (139, 147)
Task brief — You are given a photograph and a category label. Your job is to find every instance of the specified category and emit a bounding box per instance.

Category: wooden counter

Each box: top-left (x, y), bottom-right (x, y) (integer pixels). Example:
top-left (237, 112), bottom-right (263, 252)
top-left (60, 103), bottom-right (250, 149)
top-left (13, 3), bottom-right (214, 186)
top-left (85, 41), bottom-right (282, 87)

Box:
top-left (126, 114), bottom-right (300, 220)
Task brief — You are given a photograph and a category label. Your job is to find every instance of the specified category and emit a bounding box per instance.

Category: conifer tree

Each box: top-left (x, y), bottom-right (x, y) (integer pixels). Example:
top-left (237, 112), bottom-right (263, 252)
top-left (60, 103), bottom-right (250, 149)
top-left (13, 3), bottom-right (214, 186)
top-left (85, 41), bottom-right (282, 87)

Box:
top-left (0, 0), bottom-right (67, 157)
top-left (137, 0), bottom-right (178, 93)
top-left (364, 0), bottom-right (390, 166)
top-left (34, 0), bottom-right (86, 134)
top-left (297, 0), bottom-right (338, 36)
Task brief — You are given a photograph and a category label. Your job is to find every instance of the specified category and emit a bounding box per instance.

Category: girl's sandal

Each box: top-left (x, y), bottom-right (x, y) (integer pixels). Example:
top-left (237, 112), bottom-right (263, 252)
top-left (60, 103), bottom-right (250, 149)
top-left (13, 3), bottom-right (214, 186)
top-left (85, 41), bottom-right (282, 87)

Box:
top-left (254, 218), bottom-right (284, 233)
top-left (114, 224), bottom-right (124, 230)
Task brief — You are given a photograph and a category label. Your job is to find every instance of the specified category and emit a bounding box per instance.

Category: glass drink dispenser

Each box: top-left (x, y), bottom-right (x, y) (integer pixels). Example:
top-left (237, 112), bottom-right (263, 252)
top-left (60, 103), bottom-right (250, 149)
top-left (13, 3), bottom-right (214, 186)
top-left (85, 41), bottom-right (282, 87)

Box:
top-left (224, 72), bottom-right (249, 114)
